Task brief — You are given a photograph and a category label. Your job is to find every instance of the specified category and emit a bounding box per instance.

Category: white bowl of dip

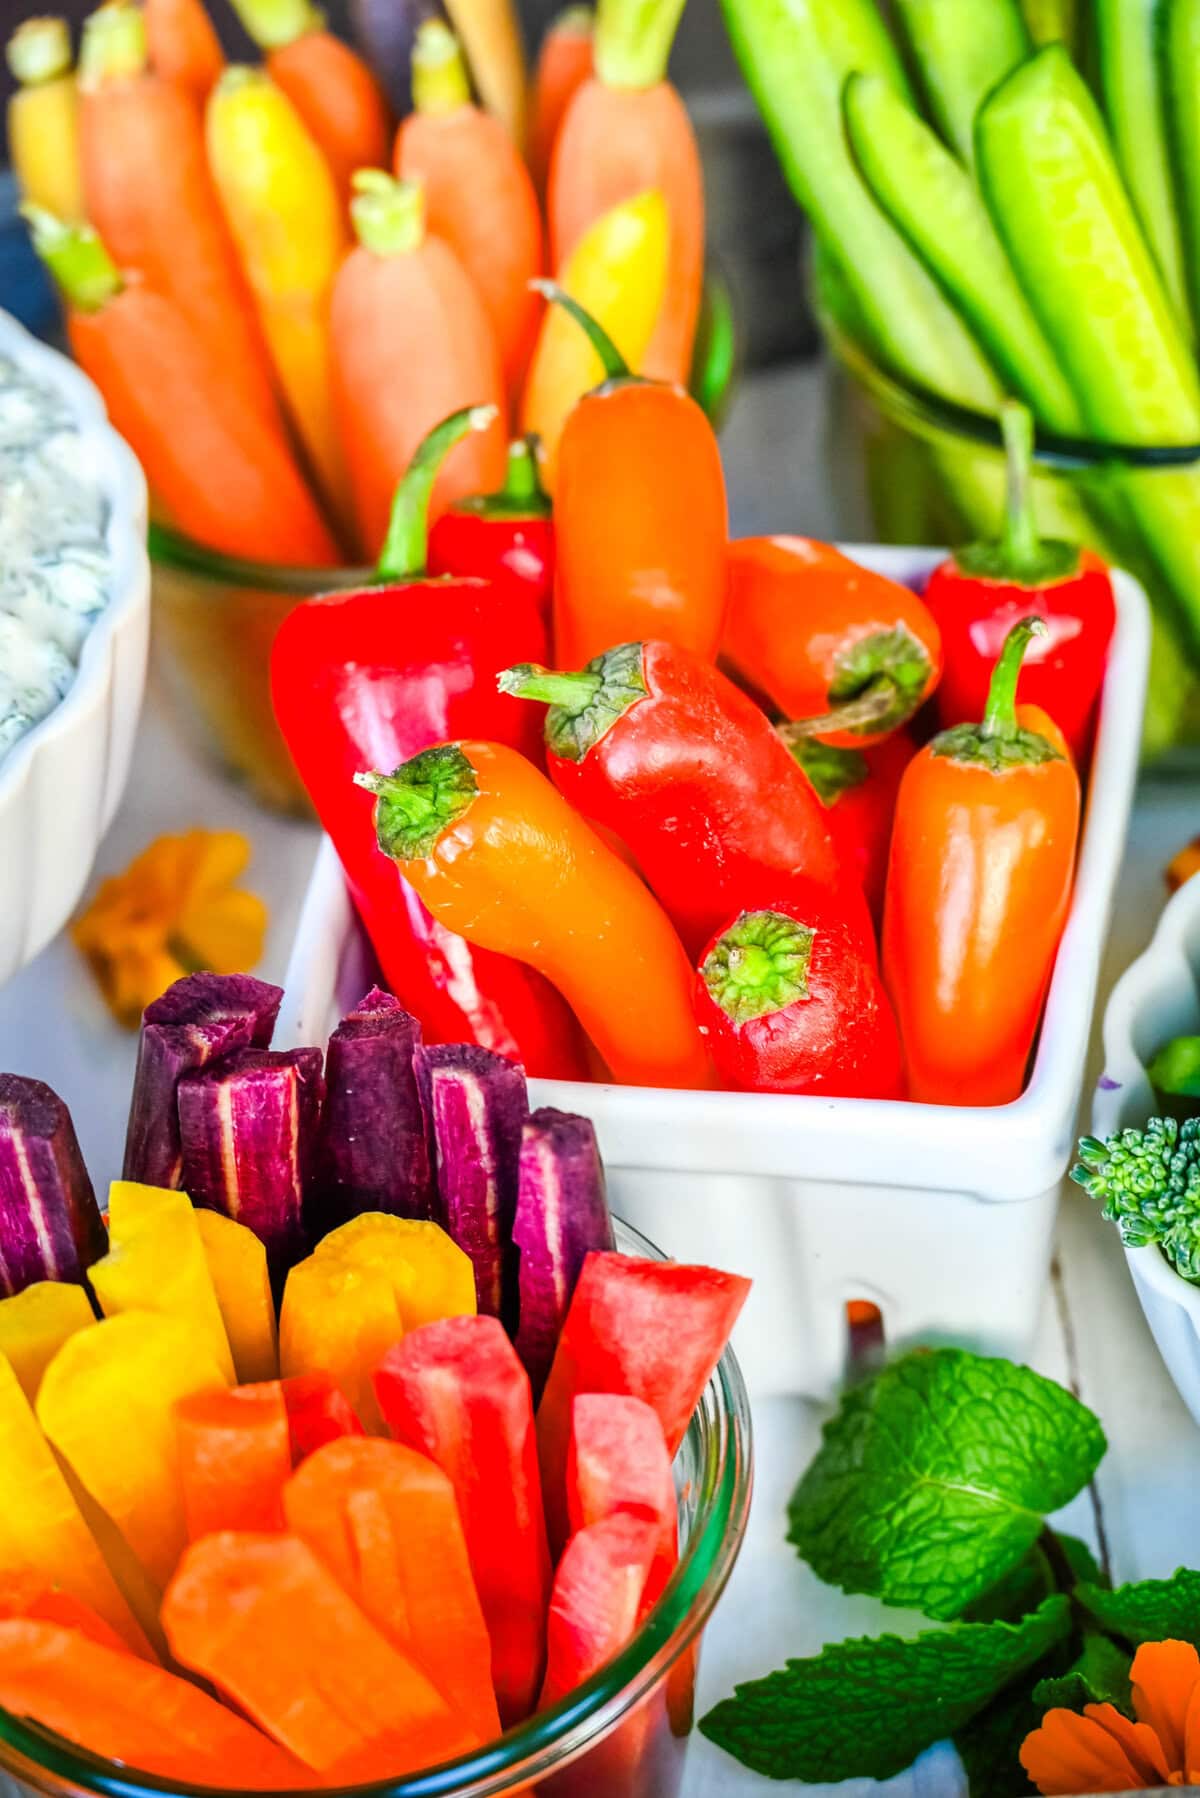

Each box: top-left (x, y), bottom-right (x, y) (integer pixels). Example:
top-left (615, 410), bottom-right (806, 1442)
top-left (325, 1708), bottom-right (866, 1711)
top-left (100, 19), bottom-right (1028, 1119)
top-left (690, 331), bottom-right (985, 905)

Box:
top-left (0, 307), bottom-right (150, 984)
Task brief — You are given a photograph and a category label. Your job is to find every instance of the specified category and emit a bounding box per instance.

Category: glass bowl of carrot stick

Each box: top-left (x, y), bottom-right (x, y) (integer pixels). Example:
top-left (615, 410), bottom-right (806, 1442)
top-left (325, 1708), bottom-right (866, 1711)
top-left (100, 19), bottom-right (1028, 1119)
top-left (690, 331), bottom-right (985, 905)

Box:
top-left (0, 1211), bottom-right (753, 1798)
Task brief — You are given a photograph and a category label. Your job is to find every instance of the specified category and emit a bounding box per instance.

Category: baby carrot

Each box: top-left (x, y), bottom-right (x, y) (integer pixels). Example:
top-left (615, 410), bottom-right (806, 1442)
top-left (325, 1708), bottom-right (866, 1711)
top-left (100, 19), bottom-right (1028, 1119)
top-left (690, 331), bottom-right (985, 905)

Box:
top-left (442, 0), bottom-right (529, 147)
top-left (6, 18), bottom-right (84, 223)
top-left (358, 740), bottom-right (713, 1088)
top-left (331, 171), bottom-right (507, 555)
top-left (549, 0), bottom-right (702, 384)
top-left (77, 0), bottom-right (280, 434)
top-left (206, 67), bottom-right (351, 531)
top-left (397, 21), bottom-right (543, 405)
top-left (144, 0), bottom-right (223, 106)
top-left (229, 0), bottom-right (390, 209)
top-left (529, 5), bottom-right (593, 196)
top-left (28, 209), bottom-right (340, 565)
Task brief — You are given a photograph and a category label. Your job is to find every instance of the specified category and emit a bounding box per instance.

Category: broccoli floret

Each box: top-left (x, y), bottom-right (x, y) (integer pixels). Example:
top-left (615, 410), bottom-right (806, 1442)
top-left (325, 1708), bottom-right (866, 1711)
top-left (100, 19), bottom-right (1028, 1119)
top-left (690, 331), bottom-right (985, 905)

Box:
top-left (1072, 1117), bottom-right (1200, 1281)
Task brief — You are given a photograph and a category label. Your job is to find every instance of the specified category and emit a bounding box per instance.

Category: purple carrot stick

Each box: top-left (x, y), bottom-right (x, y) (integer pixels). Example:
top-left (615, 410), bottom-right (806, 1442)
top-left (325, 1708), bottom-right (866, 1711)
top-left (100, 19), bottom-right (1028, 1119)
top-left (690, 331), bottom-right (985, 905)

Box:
top-left (123, 973), bottom-right (283, 1189)
top-left (416, 1044), bottom-right (527, 1327)
top-left (311, 987), bottom-right (435, 1238)
top-left (0, 1075), bottom-right (106, 1298)
top-left (177, 1047), bottom-right (324, 1286)
top-left (513, 1108), bottom-right (614, 1401)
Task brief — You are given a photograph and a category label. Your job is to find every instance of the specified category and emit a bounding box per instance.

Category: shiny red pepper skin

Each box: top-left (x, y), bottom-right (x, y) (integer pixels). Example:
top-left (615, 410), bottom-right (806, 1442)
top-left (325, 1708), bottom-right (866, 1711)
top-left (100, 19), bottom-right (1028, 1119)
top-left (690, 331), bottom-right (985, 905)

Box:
top-left (270, 579), bottom-right (590, 1079)
top-left (694, 885), bottom-right (903, 1097)
top-left (501, 640), bottom-right (860, 960)
top-left (427, 439), bottom-right (555, 627)
top-left (788, 731), bottom-right (916, 924)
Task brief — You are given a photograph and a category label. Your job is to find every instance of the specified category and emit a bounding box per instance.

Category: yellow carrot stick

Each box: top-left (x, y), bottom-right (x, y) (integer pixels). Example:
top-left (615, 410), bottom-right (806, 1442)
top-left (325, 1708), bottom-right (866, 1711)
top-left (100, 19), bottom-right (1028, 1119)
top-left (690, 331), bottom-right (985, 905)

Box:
top-left (442, 0), bottom-right (529, 148)
top-left (6, 17), bottom-right (85, 222)
top-left (520, 186), bottom-right (668, 489)
top-left (205, 65), bottom-right (352, 529)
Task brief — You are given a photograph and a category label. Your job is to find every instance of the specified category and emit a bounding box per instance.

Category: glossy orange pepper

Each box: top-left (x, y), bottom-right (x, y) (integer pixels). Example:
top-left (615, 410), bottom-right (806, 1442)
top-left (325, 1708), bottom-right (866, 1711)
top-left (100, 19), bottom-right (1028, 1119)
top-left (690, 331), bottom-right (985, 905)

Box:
top-left (725, 535), bottom-right (943, 749)
top-left (358, 740), bottom-right (712, 1089)
top-left (882, 619), bottom-right (1080, 1107)
top-left (546, 285), bottom-right (728, 668)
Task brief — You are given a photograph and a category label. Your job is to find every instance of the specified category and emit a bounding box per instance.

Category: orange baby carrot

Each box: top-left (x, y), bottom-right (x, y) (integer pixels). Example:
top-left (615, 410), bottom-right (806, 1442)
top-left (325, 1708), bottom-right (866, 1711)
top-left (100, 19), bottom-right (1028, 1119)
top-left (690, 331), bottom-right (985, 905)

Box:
top-left (331, 171), bottom-right (507, 555)
top-left (144, 0), bottom-right (223, 106)
top-left (28, 209), bottom-right (340, 565)
top-left (77, 1), bottom-right (280, 433)
top-left (177, 1384), bottom-right (293, 1539)
top-left (0, 1573), bottom-right (137, 1658)
top-left (530, 5), bottom-right (593, 197)
top-left (396, 21), bottom-right (543, 405)
top-left (230, 0), bottom-right (391, 208)
top-left (549, 0), bottom-right (702, 384)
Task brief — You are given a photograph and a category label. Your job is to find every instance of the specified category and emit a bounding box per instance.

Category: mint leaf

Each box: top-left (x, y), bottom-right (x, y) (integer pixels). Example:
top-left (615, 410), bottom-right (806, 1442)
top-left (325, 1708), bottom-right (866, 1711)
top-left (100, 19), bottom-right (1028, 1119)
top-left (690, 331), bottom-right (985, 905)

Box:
top-left (1033, 1633), bottom-right (1132, 1713)
top-left (699, 1595), bottom-right (1071, 1783)
top-left (789, 1349), bottom-right (1106, 1619)
top-left (963, 1532), bottom-right (1109, 1625)
top-left (954, 1674), bottom-right (1046, 1798)
top-left (1078, 1569), bottom-right (1200, 1650)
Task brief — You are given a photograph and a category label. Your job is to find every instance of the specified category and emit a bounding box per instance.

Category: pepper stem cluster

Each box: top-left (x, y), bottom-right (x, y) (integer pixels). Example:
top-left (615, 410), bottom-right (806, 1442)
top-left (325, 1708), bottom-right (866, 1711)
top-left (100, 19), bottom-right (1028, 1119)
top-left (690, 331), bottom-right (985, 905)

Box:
top-left (701, 909), bottom-right (815, 1024)
top-left (356, 745), bottom-right (479, 862)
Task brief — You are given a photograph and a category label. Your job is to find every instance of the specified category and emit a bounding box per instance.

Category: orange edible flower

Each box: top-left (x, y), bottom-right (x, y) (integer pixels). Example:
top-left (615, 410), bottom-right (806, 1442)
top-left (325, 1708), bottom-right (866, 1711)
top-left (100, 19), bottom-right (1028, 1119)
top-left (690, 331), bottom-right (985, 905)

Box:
top-left (71, 831), bottom-right (267, 1028)
top-left (1021, 1639), bottom-right (1200, 1793)
top-left (1166, 837), bottom-right (1200, 895)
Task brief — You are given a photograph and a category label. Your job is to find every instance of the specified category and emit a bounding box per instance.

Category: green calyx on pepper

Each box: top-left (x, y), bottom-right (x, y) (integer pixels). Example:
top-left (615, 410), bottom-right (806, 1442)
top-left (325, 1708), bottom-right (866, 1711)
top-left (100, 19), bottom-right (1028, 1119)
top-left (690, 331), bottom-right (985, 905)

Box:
top-left (453, 436), bottom-right (552, 522)
top-left (499, 641), bottom-right (649, 761)
top-left (955, 401), bottom-right (1080, 586)
top-left (931, 615), bottom-right (1064, 770)
top-left (700, 909), bottom-right (815, 1024)
top-left (355, 744), bottom-right (478, 861)
top-left (786, 738), bottom-right (870, 805)
top-left (780, 623), bottom-right (933, 741)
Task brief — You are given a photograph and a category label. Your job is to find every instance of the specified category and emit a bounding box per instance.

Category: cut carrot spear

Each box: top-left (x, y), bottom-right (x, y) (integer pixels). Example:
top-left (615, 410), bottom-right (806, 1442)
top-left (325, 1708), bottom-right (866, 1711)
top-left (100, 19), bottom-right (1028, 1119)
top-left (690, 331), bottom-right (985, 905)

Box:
top-left (279, 1250), bottom-right (404, 1434)
top-left (313, 1213), bottom-right (477, 1333)
top-left (538, 1510), bottom-right (658, 1710)
top-left (283, 1437), bottom-right (500, 1742)
top-left (195, 1211), bottom-right (279, 1385)
top-left (28, 209), bottom-right (341, 565)
top-left (228, 0), bottom-right (390, 210)
top-left (282, 1371), bottom-right (365, 1461)
top-left (144, 0), bottom-right (224, 107)
top-left (548, 0), bottom-right (702, 384)
top-left (77, 0), bottom-right (282, 435)
top-left (0, 1281), bottom-right (95, 1405)
top-left (0, 1575), bottom-right (136, 1656)
top-left (331, 170), bottom-right (507, 555)
top-left (0, 1620), bottom-right (315, 1789)
top-left (177, 1384), bottom-right (293, 1539)
top-left (162, 1533), bottom-right (476, 1781)
top-left (6, 17), bottom-right (85, 222)
top-left (206, 66), bottom-right (352, 529)
top-left (397, 20), bottom-right (544, 406)
top-left (530, 5), bottom-right (593, 196)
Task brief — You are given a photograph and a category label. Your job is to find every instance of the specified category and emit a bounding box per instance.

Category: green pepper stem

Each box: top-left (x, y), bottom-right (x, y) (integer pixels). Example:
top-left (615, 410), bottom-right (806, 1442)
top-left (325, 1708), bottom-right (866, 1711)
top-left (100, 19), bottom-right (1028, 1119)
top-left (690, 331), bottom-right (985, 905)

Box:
top-left (498, 663), bottom-right (605, 709)
top-left (531, 280), bottom-right (631, 381)
top-left (7, 17), bottom-right (72, 85)
top-left (23, 205), bottom-right (122, 312)
top-left (79, 0), bottom-right (146, 85)
top-left (351, 170), bottom-right (424, 257)
top-left (376, 405), bottom-right (499, 582)
top-left (982, 616), bottom-right (1046, 741)
top-left (1000, 401), bottom-right (1042, 577)
top-left (777, 682), bottom-right (902, 742)
top-left (228, 0), bottom-right (321, 52)
top-left (594, 0), bottom-right (685, 88)
top-left (502, 437), bottom-right (546, 508)
top-left (354, 744), bottom-right (478, 861)
top-left (412, 19), bottom-right (471, 110)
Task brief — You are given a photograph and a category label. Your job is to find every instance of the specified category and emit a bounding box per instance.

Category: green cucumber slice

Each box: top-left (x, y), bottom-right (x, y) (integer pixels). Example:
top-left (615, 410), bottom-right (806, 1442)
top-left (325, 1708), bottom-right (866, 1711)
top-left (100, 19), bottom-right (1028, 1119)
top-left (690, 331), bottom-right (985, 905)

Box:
top-left (719, 0), bottom-right (1000, 410)
top-left (843, 71), bottom-right (1083, 435)
top-left (1095, 0), bottom-right (1192, 336)
top-left (892, 0), bottom-right (1030, 165)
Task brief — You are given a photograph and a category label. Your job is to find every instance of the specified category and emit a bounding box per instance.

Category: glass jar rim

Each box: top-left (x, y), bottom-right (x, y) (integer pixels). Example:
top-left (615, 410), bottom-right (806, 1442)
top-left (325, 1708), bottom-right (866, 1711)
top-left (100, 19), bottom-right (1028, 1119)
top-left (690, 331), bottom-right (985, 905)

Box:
top-left (0, 1215), bottom-right (753, 1798)
top-left (820, 305), bottom-right (1200, 472)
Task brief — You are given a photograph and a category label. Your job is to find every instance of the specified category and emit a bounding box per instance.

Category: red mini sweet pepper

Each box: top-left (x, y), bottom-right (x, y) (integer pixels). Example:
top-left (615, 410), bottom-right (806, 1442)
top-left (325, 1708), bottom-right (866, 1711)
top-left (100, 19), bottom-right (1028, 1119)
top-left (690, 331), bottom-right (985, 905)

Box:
top-left (499, 640), bottom-right (858, 959)
top-left (271, 407), bottom-right (589, 1079)
top-left (787, 732), bottom-right (915, 924)
top-left (923, 402), bottom-right (1115, 762)
top-left (427, 435), bottom-right (556, 627)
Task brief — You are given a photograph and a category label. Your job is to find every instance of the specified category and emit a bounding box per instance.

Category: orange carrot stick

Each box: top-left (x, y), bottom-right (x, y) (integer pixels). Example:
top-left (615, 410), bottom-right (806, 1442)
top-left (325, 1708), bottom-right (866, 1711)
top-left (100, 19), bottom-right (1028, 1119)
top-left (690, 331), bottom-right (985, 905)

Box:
top-left (530, 5), bottom-right (593, 197)
top-left (162, 1533), bottom-right (477, 1781)
top-left (548, 0), bottom-right (702, 384)
top-left (0, 1620), bottom-right (316, 1789)
top-left (283, 1437), bottom-right (500, 1743)
top-left (144, 0), bottom-right (224, 106)
top-left (28, 208), bottom-right (340, 565)
top-left (229, 0), bottom-right (391, 209)
top-left (177, 1384), bottom-right (293, 1539)
top-left (77, 0), bottom-right (281, 433)
top-left (331, 170), bottom-right (507, 555)
top-left (396, 21), bottom-right (544, 405)
top-left (0, 1573), bottom-right (136, 1657)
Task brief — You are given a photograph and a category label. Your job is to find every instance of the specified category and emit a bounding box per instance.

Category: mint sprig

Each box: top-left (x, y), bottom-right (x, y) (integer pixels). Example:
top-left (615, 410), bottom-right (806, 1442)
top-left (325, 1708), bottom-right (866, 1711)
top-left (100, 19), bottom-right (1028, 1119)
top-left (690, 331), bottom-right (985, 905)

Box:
top-left (1077, 1568), bottom-right (1200, 1649)
top-left (788, 1348), bottom-right (1106, 1619)
top-left (699, 1597), bottom-right (1071, 1783)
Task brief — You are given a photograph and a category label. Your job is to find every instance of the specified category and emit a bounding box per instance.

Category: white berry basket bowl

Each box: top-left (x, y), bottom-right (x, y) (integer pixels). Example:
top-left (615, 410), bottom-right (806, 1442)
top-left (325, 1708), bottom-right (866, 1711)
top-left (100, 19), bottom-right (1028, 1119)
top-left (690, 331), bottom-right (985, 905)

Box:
top-left (1093, 874), bottom-right (1200, 1428)
top-left (279, 545), bottom-right (1149, 1400)
top-left (0, 308), bottom-right (150, 985)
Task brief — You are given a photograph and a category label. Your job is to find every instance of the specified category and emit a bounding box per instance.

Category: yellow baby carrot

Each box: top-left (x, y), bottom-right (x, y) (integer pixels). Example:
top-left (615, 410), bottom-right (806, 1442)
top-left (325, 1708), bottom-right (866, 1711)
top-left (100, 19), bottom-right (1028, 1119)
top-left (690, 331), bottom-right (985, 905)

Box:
top-left (520, 186), bottom-right (667, 488)
top-left (205, 65), bottom-right (351, 530)
top-left (6, 17), bottom-right (84, 222)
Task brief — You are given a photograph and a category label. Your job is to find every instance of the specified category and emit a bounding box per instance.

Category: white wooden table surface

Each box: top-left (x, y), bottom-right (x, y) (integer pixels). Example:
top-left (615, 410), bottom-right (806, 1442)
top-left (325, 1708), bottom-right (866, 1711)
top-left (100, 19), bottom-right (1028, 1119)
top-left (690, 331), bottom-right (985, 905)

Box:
top-left (2, 360), bottom-right (1196, 1797)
